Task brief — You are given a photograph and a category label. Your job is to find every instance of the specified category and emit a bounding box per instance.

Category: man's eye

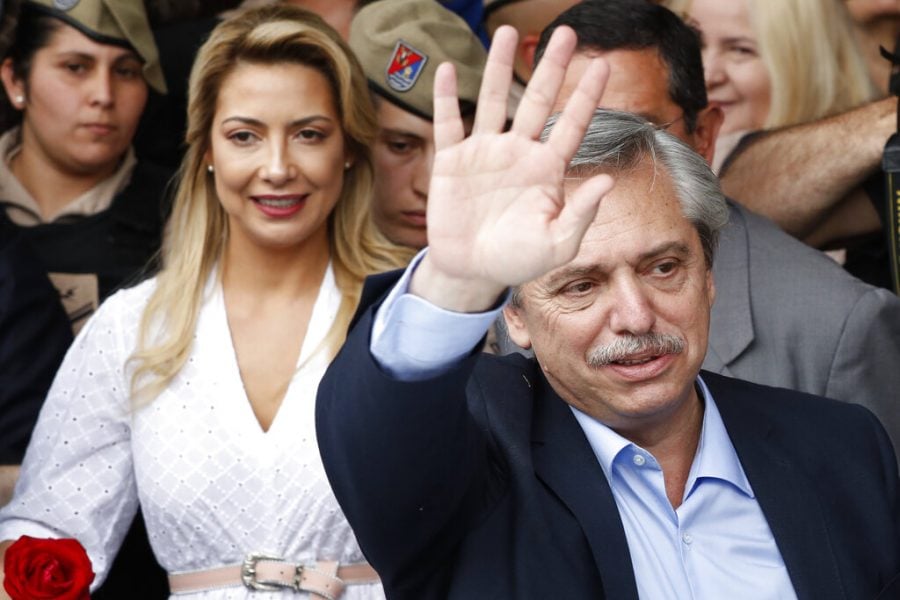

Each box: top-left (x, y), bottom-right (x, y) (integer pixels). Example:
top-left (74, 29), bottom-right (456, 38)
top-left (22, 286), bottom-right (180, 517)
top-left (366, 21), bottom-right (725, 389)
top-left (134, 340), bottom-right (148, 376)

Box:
top-left (64, 63), bottom-right (87, 74)
top-left (562, 281), bottom-right (594, 295)
top-left (652, 261), bottom-right (678, 276)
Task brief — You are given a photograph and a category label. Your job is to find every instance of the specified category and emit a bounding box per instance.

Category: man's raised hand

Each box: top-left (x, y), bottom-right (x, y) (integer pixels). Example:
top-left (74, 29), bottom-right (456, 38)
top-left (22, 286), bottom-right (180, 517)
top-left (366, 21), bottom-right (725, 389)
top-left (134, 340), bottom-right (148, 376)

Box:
top-left (412, 25), bottom-right (614, 312)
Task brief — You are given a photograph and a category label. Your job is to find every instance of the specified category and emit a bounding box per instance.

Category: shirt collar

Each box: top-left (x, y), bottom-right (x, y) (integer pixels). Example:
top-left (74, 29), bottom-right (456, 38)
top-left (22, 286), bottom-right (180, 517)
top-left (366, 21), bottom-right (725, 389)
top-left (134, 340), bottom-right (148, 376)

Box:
top-left (570, 374), bottom-right (754, 498)
top-left (687, 375), bottom-right (754, 498)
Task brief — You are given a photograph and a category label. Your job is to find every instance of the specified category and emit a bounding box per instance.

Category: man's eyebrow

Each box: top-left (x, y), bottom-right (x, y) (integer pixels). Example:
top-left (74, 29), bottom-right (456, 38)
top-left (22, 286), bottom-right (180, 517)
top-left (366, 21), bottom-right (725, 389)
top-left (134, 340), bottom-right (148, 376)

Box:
top-left (544, 265), bottom-right (603, 289)
top-left (544, 241), bottom-right (693, 287)
top-left (637, 241), bottom-right (691, 262)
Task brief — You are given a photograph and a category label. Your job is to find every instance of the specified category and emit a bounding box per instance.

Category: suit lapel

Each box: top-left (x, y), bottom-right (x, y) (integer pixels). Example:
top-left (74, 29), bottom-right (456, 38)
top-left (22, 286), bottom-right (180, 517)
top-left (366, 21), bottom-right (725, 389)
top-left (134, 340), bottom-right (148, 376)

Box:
top-left (707, 202), bottom-right (755, 371)
top-left (709, 374), bottom-right (847, 600)
top-left (530, 374), bottom-right (639, 600)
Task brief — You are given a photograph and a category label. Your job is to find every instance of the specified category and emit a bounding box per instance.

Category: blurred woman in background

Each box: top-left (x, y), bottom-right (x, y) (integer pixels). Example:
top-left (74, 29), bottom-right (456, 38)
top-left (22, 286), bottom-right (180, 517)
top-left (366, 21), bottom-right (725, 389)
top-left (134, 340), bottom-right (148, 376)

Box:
top-left (679, 0), bottom-right (878, 170)
top-left (681, 0), bottom-right (890, 284)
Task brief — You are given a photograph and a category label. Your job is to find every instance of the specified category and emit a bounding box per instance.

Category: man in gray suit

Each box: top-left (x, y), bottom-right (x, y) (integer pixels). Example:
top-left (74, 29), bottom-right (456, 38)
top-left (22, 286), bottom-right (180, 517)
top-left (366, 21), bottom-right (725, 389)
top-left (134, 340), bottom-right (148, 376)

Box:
top-left (504, 0), bottom-right (900, 451)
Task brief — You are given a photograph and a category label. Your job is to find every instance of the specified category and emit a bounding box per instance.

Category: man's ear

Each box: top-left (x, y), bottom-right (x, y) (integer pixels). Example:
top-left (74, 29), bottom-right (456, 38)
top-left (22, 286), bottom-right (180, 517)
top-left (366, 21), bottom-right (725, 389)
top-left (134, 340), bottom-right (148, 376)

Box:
top-left (706, 268), bottom-right (716, 308)
top-left (502, 302), bottom-right (533, 349)
top-left (1, 58), bottom-right (24, 109)
top-left (691, 105), bottom-right (724, 166)
top-left (517, 33), bottom-right (541, 82)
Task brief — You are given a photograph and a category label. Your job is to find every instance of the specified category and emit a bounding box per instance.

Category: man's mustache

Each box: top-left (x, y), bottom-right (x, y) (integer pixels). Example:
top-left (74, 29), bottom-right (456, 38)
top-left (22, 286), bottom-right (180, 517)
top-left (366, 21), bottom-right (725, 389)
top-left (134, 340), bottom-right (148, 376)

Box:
top-left (587, 333), bottom-right (685, 367)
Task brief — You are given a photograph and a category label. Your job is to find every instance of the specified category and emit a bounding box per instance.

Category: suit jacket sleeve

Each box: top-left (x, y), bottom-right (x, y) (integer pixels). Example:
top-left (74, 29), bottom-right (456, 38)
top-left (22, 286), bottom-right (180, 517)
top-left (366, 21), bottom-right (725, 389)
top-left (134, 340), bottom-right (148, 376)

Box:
top-left (316, 278), bottom-right (502, 597)
top-left (825, 286), bottom-right (900, 457)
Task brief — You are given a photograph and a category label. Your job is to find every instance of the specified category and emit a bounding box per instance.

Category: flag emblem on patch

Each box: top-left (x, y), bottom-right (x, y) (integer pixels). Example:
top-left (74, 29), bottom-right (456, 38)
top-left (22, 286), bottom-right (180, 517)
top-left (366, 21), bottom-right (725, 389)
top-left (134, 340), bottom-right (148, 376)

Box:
top-left (385, 40), bottom-right (428, 92)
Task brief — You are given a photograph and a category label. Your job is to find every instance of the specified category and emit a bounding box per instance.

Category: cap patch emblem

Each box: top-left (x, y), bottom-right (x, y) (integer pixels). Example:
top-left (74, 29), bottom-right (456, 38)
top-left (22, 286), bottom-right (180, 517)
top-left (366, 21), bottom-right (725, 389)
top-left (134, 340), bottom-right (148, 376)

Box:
top-left (53, 0), bottom-right (79, 10)
top-left (385, 40), bottom-right (427, 92)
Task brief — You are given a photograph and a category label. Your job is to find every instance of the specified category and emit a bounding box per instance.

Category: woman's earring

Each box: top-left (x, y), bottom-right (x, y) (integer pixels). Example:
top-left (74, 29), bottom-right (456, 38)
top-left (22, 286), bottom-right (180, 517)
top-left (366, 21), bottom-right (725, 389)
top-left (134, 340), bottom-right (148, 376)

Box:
top-left (207, 164), bottom-right (214, 173)
top-left (14, 95), bottom-right (23, 106)
top-left (344, 161), bottom-right (351, 170)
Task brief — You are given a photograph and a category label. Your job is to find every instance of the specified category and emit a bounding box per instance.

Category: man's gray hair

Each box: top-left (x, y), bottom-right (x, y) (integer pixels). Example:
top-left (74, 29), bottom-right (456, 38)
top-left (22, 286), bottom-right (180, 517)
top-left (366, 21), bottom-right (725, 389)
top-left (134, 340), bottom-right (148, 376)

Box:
top-left (545, 109), bottom-right (729, 268)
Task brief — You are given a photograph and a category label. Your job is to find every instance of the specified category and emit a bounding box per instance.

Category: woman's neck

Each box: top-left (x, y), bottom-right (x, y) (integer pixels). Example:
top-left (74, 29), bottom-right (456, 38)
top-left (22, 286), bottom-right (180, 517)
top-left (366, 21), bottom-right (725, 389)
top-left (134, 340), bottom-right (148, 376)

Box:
top-left (9, 136), bottom-right (119, 220)
top-left (220, 225), bottom-right (332, 300)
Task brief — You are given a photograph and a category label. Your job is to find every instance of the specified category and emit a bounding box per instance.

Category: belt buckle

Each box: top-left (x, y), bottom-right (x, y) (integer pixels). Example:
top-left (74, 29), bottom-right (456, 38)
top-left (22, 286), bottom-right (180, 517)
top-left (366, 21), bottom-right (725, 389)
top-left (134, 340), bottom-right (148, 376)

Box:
top-left (241, 552), bottom-right (303, 592)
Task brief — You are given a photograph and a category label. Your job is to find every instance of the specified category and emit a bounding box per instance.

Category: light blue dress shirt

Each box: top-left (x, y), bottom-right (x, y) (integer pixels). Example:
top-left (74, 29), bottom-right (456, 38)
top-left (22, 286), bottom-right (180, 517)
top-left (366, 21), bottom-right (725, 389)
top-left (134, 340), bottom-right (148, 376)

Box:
top-left (371, 252), bottom-right (797, 599)
top-left (571, 380), bottom-right (796, 599)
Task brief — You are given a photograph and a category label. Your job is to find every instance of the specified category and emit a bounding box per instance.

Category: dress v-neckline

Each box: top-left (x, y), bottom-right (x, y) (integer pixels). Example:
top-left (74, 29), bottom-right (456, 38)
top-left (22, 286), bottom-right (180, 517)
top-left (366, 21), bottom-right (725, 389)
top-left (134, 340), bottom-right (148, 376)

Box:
top-left (212, 264), bottom-right (338, 437)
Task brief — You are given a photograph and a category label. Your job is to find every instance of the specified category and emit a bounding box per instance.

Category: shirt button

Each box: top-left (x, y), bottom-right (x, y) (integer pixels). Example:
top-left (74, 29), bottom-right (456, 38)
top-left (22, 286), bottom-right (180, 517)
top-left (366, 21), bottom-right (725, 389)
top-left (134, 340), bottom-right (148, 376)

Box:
top-left (682, 533), bottom-right (693, 545)
top-left (632, 454), bottom-right (646, 466)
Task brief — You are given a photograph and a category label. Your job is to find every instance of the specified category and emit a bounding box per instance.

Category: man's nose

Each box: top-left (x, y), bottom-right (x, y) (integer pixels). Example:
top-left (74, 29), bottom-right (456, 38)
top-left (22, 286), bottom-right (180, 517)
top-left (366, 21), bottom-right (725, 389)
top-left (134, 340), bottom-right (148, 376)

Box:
top-left (608, 277), bottom-right (656, 335)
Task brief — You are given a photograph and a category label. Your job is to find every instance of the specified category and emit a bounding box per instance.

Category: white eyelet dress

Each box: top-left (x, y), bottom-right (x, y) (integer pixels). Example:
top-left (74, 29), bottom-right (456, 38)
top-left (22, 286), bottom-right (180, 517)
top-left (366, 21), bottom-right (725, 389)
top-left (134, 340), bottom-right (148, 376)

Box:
top-left (0, 266), bottom-right (384, 599)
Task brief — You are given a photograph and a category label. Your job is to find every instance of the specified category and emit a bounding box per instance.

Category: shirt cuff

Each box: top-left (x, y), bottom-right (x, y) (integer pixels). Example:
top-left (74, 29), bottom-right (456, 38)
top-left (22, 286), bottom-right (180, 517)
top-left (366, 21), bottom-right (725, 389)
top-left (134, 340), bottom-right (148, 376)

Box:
top-left (371, 249), bottom-right (508, 381)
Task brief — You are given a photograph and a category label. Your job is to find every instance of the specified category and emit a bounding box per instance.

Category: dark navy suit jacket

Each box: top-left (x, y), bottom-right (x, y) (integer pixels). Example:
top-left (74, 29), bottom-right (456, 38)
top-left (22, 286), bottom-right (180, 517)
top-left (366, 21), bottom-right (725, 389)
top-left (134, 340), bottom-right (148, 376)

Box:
top-left (317, 272), bottom-right (900, 599)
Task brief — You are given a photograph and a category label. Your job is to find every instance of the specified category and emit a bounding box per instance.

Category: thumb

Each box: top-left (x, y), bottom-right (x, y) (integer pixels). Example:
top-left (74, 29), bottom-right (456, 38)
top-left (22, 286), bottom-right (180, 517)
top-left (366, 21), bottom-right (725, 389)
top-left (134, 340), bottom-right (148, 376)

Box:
top-left (551, 173), bottom-right (615, 251)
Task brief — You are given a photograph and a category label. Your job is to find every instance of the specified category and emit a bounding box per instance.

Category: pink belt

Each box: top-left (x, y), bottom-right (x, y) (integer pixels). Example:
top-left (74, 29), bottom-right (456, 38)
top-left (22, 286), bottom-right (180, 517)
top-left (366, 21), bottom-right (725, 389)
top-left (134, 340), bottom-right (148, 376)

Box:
top-left (168, 553), bottom-right (380, 598)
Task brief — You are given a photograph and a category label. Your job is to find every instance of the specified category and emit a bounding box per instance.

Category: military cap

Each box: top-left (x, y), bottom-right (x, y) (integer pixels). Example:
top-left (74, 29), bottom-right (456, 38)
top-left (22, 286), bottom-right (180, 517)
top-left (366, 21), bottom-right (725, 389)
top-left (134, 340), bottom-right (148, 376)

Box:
top-left (350, 0), bottom-right (486, 121)
top-left (25, 0), bottom-right (166, 94)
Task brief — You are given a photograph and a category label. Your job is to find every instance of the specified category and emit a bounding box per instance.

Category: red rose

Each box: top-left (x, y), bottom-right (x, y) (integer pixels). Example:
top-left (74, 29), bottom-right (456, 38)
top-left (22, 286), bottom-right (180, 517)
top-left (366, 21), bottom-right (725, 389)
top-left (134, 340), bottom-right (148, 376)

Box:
top-left (3, 536), bottom-right (95, 600)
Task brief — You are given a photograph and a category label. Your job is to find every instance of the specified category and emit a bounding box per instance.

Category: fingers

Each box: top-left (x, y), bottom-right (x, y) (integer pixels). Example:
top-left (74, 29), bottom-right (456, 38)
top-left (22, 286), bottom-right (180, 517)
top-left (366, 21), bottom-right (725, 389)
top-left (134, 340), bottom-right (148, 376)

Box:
top-left (434, 62), bottom-right (465, 152)
top-left (472, 25), bottom-right (517, 134)
top-left (546, 57), bottom-right (609, 161)
top-left (552, 173), bottom-right (614, 250)
top-left (510, 26), bottom-right (578, 140)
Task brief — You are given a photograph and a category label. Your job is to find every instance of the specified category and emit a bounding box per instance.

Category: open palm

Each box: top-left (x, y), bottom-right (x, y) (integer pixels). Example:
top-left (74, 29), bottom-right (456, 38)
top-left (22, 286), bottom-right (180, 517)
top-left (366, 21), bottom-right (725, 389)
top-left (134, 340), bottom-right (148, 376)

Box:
top-left (417, 26), bottom-right (614, 309)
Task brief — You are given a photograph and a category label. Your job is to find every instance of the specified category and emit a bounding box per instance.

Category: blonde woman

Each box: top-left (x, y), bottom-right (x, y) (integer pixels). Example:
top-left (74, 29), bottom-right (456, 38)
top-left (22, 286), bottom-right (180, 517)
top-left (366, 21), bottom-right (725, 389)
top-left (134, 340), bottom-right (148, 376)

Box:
top-left (665, 0), bottom-right (891, 262)
top-left (0, 4), bottom-right (409, 598)
top-left (684, 0), bottom-right (879, 170)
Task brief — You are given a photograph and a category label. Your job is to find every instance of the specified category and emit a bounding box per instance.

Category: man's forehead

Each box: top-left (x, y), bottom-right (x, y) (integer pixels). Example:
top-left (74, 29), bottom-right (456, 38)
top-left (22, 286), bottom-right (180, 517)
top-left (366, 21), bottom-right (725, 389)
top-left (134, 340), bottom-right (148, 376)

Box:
top-left (541, 238), bottom-right (693, 284)
top-left (558, 48), bottom-right (678, 121)
top-left (555, 165), bottom-right (697, 258)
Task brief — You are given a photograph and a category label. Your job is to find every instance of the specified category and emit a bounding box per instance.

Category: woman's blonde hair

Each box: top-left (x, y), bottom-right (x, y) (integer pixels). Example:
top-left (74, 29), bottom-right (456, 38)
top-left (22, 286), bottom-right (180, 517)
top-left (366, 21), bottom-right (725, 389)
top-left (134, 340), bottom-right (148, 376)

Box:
top-left (749, 0), bottom-right (878, 127)
top-left (130, 4), bottom-right (411, 402)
